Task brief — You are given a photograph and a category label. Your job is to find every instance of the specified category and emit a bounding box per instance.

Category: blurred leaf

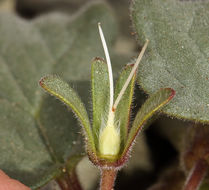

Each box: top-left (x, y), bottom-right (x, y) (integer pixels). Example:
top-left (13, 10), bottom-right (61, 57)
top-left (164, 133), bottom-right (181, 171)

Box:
top-left (148, 169), bottom-right (185, 190)
top-left (0, 2), bottom-right (119, 188)
top-left (200, 183), bottom-right (209, 190)
top-left (16, 0), bottom-right (93, 18)
top-left (34, 2), bottom-right (118, 81)
top-left (0, 0), bottom-right (15, 12)
top-left (131, 0), bottom-right (209, 123)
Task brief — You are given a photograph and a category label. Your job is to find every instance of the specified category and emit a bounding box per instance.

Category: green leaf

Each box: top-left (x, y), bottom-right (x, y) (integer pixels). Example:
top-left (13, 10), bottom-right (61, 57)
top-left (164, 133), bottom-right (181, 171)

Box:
top-left (91, 58), bottom-right (109, 147)
top-left (114, 64), bottom-right (136, 148)
top-left (131, 0), bottom-right (209, 123)
top-left (123, 88), bottom-right (175, 156)
top-left (0, 2), bottom-right (119, 188)
top-left (34, 3), bottom-right (118, 82)
top-left (0, 99), bottom-right (57, 188)
top-left (39, 75), bottom-right (95, 152)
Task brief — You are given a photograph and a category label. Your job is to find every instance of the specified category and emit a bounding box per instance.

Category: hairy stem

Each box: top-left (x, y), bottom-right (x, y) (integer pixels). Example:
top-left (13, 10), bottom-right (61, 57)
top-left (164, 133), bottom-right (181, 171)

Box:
top-left (184, 159), bottom-right (208, 190)
top-left (100, 169), bottom-right (117, 190)
top-left (56, 168), bottom-right (83, 190)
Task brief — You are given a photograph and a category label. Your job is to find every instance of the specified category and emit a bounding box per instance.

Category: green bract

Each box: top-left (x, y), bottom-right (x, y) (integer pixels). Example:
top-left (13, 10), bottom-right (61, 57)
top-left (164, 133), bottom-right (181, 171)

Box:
top-left (40, 24), bottom-right (175, 168)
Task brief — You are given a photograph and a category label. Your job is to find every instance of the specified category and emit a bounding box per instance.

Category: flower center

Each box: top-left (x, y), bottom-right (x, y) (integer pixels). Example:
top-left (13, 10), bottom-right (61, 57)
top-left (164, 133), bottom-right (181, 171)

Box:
top-left (99, 111), bottom-right (120, 159)
top-left (97, 23), bottom-right (149, 159)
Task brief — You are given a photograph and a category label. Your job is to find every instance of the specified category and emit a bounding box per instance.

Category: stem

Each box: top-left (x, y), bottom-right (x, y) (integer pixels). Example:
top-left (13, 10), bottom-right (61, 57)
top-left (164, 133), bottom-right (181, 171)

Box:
top-left (184, 159), bottom-right (208, 190)
top-left (100, 169), bottom-right (117, 190)
top-left (56, 168), bottom-right (83, 190)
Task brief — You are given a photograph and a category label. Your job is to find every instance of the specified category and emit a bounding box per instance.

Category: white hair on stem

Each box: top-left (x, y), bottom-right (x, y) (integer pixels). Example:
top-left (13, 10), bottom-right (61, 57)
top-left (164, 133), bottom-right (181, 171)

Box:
top-left (113, 39), bottom-right (149, 110)
top-left (98, 23), bottom-right (114, 115)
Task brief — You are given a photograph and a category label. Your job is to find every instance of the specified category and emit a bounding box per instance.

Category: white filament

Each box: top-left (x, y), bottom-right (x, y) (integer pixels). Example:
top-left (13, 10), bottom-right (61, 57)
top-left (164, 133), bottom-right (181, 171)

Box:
top-left (98, 22), bottom-right (149, 122)
top-left (113, 39), bottom-right (149, 110)
top-left (98, 23), bottom-right (114, 115)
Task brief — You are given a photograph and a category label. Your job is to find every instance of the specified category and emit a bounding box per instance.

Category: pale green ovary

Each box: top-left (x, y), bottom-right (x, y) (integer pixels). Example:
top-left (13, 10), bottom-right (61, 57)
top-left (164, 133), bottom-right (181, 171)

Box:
top-left (99, 122), bottom-right (120, 159)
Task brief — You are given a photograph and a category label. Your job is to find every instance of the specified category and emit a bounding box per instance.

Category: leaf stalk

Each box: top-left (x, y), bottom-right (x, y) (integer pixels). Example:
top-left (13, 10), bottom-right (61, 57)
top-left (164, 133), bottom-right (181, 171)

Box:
top-left (56, 168), bottom-right (83, 190)
top-left (184, 159), bottom-right (208, 190)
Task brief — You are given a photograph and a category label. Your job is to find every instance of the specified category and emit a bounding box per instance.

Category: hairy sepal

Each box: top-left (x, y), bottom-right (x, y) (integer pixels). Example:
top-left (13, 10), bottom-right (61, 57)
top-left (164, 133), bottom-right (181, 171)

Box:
top-left (122, 88), bottom-right (175, 159)
top-left (39, 75), bottom-right (96, 153)
top-left (91, 57), bottom-right (110, 148)
top-left (114, 64), bottom-right (136, 150)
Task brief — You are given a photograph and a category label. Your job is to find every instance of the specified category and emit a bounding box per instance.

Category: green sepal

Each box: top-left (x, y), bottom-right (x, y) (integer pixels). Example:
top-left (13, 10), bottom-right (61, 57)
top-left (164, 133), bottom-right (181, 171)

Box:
top-left (122, 88), bottom-right (175, 156)
top-left (39, 75), bottom-right (95, 153)
top-left (114, 64), bottom-right (136, 149)
top-left (91, 57), bottom-right (109, 148)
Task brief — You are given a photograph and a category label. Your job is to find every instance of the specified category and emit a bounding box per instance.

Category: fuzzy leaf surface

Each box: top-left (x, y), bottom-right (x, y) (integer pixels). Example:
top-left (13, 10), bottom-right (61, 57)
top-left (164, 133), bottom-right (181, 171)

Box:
top-left (0, 2), bottom-right (118, 188)
top-left (131, 0), bottom-right (209, 122)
